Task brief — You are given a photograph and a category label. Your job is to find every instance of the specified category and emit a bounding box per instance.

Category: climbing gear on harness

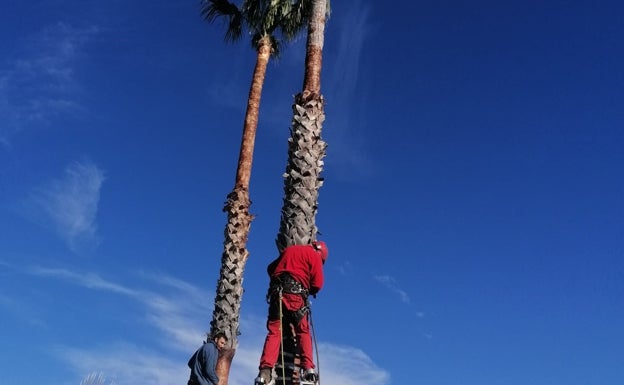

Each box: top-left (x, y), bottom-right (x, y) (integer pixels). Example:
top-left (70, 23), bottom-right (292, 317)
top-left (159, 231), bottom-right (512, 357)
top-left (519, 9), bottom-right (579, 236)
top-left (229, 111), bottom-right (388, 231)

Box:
top-left (267, 274), bottom-right (309, 302)
top-left (291, 297), bottom-right (311, 324)
top-left (265, 274), bottom-right (312, 329)
top-left (302, 368), bottom-right (318, 383)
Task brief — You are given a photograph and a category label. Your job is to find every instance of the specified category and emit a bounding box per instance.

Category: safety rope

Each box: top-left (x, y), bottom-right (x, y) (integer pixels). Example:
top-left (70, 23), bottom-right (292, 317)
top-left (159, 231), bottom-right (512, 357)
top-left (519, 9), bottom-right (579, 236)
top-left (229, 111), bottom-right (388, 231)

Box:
top-left (309, 306), bottom-right (321, 385)
top-left (278, 289), bottom-right (286, 385)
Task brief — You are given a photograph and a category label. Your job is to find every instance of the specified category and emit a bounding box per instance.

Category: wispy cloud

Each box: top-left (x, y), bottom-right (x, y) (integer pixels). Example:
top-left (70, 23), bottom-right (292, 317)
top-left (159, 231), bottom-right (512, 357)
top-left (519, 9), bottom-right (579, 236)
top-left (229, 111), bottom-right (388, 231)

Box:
top-left (30, 267), bottom-right (137, 297)
top-left (0, 289), bottom-right (48, 328)
top-left (254, 2), bottom-right (376, 181)
top-left (374, 275), bottom-right (411, 304)
top-left (28, 267), bottom-right (390, 385)
top-left (325, 2), bottom-right (376, 180)
top-left (329, 4), bottom-right (370, 103)
top-left (0, 22), bottom-right (97, 142)
top-left (318, 344), bottom-right (391, 385)
top-left (335, 260), bottom-right (354, 276)
top-left (58, 342), bottom-right (188, 385)
top-left (28, 266), bottom-right (211, 351)
top-left (25, 160), bottom-right (105, 253)
top-left (0, 262), bottom-right (45, 327)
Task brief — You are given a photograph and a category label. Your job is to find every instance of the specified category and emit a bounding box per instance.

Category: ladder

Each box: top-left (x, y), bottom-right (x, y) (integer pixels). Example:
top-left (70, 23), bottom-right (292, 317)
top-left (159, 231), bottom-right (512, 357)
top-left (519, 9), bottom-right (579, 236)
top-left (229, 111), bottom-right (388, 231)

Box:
top-left (274, 322), bottom-right (317, 385)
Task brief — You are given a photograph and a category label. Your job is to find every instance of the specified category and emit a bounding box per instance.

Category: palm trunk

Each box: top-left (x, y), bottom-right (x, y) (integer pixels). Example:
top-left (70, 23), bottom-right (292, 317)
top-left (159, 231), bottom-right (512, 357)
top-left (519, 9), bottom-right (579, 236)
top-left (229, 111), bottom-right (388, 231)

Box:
top-left (301, 0), bottom-right (326, 95)
top-left (276, 0), bottom-right (328, 251)
top-left (210, 35), bottom-right (272, 385)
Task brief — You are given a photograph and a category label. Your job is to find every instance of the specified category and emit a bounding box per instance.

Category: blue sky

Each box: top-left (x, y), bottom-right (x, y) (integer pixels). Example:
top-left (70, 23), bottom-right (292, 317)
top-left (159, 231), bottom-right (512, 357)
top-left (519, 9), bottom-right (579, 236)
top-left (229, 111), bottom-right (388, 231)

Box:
top-left (1, 1), bottom-right (623, 385)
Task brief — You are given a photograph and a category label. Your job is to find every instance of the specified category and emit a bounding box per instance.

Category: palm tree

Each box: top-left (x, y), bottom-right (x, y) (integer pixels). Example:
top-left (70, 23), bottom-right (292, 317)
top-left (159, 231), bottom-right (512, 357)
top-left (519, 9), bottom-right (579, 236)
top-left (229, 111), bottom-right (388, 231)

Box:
top-left (199, 1), bottom-right (308, 384)
top-left (276, 0), bottom-right (330, 250)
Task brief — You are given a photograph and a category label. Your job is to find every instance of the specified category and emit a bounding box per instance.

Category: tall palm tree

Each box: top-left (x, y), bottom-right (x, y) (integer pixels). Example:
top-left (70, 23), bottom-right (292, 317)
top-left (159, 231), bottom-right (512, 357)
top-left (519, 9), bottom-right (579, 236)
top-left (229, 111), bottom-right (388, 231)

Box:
top-left (199, 1), bottom-right (308, 384)
top-left (276, 0), bottom-right (330, 250)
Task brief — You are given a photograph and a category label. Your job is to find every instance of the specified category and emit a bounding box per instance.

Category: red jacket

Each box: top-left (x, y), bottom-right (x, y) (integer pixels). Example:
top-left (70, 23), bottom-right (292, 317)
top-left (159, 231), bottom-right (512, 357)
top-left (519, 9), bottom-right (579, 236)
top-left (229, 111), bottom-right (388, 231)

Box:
top-left (268, 245), bottom-right (324, 296)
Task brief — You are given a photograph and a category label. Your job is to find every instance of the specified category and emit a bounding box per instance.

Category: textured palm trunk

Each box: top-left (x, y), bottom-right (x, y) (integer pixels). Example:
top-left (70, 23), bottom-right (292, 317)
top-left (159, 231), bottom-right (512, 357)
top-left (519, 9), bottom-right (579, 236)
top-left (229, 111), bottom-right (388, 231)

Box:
top-left (276, 0), bottom-right (328, 251)
top-left (210, 36), bottom-right (273, 385)
top-left (275, 91), bottom-right (327, 250)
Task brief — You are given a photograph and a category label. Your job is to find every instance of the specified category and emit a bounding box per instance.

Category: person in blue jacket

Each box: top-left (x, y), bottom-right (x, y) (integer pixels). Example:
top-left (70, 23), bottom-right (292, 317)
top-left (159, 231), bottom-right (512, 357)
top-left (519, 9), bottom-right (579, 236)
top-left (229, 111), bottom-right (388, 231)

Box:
top-left (188, 332), bottom-right (228, 385)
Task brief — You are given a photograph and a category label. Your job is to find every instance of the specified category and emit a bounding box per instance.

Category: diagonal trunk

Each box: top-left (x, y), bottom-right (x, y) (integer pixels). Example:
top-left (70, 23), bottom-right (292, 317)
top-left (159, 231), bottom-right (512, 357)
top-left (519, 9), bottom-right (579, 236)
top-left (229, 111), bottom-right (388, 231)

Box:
top-left (235, 35), bottom-right (272, 187)
top-left (277, 0), bottom-right (328, 251)
top-left (210, 35), bottom-right (272, 385)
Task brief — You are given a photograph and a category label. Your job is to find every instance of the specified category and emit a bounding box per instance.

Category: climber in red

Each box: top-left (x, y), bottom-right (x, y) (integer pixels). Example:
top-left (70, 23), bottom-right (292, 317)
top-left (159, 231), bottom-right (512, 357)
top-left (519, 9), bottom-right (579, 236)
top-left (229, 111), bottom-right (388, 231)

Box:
top-left (255, 241), bottom-right (329, 385)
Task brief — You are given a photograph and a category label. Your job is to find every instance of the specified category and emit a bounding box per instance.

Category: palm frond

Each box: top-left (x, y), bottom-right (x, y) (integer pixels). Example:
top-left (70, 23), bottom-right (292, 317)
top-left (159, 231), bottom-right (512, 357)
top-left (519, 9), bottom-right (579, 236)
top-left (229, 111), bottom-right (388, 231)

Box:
top-left (279, 0), bottom-right (312, 40)
top-left (242, 0), bottom-right (274, 35)
top-left (201, 0), bottom-right (315, 53)
top-left (242, 0), bottom-right (305, 40)
top-left (200, 0), bottom-right (239, 21)
top-left (269, 34), bottom-right (281, 57)
top-left (200, 0), bottom-right (244, 42)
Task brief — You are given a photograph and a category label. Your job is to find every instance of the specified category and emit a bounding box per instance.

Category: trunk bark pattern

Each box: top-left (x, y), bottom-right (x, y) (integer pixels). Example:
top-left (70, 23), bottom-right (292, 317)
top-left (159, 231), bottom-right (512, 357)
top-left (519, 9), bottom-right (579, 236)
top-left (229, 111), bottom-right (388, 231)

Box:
top-left (210, 36), bottom-right (272, 385)
top-left (276, 91), bottom-right (326, 251)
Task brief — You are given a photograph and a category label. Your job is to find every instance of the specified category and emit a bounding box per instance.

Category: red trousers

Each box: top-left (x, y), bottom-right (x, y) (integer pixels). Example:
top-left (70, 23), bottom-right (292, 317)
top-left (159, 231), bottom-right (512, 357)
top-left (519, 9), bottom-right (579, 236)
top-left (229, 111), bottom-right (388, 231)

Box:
top-left (259, 293), bottom-right (315, 370)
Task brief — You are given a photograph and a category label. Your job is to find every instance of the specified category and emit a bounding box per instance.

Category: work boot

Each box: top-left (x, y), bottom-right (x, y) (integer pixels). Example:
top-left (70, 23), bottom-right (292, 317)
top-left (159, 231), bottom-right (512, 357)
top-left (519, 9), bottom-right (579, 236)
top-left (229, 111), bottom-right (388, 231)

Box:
top-left (303, 368), bottom-right (318, 383)
top-left (254, 368), bottom-right (273, 385)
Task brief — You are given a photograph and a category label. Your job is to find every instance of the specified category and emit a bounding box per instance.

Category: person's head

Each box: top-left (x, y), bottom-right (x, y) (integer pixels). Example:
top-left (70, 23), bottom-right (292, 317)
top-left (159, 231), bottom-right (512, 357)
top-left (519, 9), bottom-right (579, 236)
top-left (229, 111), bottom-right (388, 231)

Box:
top-left (212, 332), bottom-right (228, 350)
top-left (312, 241), bottom-right (328, 264)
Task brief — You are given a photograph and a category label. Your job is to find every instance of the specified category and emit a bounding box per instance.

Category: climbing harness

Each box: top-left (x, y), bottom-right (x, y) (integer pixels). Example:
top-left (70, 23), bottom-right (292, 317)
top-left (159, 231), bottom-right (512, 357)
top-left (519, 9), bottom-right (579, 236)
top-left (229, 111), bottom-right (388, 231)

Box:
top-left (268, 274), bottom-right (309, 300)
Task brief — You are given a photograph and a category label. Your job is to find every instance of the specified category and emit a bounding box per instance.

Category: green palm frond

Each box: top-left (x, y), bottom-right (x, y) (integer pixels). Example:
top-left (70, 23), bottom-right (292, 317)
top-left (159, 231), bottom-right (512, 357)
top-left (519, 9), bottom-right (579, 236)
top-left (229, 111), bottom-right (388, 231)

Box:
top-left (200, 0), bottom-right (244, 42)
top-left (280, 0), bottom-right (309, 39)
top-left (269, 34), bottom-right (281, 56)
top-left (202, 0), bottom-right (323, 53)
top-left (242, 0), bottom-right (287, 34)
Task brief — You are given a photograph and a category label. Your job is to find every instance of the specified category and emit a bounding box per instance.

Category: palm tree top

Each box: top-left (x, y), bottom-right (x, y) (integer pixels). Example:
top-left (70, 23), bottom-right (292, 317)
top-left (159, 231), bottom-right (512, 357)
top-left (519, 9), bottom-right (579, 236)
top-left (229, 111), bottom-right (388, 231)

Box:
top-left (200, 0), bottom-right (317, 54)
top-left (200, 0), bottom-right (244, 42)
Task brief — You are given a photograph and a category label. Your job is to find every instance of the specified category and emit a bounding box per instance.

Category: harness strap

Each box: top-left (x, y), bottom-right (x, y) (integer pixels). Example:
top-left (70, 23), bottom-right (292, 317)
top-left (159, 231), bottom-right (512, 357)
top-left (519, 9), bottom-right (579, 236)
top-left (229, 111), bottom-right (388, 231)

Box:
top-left (267, 274), bottom-right (309, 302)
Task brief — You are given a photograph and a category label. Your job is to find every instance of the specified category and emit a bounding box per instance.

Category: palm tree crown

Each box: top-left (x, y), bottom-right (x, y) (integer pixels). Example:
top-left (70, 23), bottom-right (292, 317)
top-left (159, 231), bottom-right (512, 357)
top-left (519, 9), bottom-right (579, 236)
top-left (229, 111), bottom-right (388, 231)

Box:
top-left (201, 0), bottom-right (310, 56)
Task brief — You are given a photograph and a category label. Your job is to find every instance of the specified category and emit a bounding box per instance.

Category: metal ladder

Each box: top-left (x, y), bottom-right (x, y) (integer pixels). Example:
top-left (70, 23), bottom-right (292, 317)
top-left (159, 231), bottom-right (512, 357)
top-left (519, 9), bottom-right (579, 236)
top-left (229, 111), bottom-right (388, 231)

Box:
top-left (275, 322), bottom-right (318, 385)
